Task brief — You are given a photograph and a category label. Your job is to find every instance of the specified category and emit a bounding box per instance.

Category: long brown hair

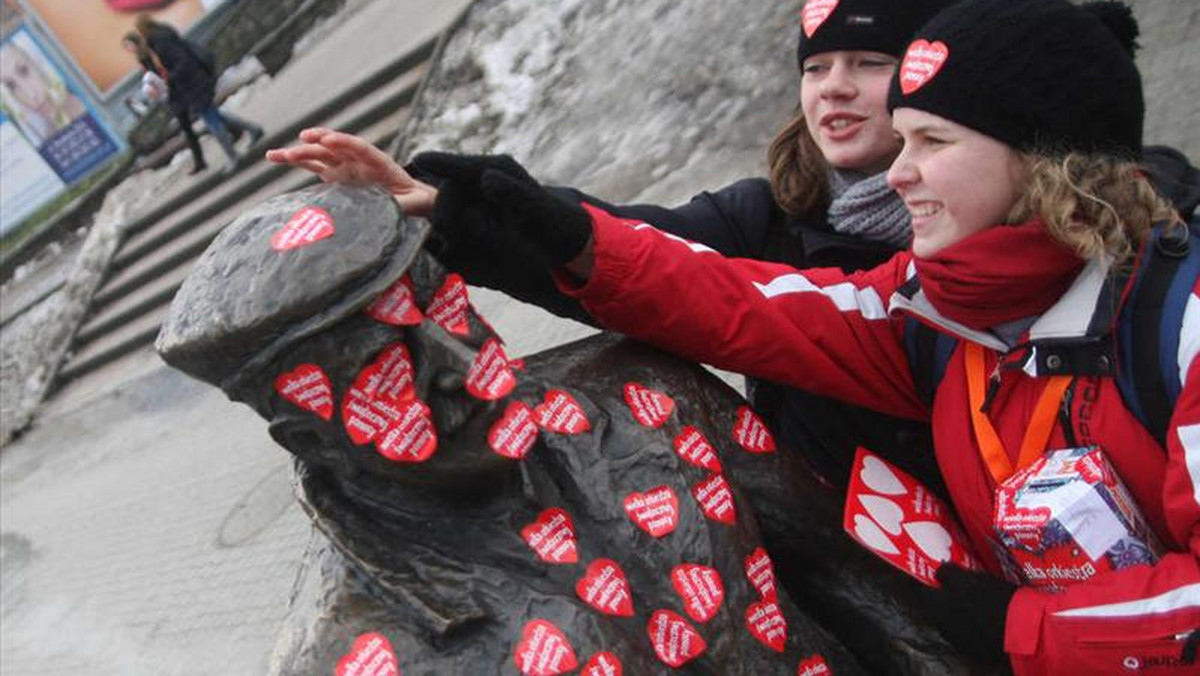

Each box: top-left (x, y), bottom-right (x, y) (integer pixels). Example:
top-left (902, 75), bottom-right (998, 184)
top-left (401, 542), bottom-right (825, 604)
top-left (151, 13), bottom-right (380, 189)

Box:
top-left (767, 105), bottom-right (831, 216)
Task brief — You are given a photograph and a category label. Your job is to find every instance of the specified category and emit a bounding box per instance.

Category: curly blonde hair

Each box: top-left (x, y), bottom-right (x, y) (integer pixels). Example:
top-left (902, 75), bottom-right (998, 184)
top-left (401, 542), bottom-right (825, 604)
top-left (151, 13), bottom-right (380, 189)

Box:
top-left (767, 107), bottom-right (830, 216)
top-left (1008, 152), bottom-right (1179, 264)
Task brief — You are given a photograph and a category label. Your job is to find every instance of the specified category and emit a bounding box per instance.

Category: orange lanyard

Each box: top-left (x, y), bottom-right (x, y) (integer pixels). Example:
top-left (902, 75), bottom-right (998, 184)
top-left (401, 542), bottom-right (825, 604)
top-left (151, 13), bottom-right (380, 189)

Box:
top-left (965, 342), bottom-right (1071, 484)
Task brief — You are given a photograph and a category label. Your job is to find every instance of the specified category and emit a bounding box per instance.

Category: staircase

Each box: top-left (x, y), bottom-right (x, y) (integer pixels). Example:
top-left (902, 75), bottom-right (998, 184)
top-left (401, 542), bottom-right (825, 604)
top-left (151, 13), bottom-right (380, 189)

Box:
top-left (55, 34), bottom-right (438, 387)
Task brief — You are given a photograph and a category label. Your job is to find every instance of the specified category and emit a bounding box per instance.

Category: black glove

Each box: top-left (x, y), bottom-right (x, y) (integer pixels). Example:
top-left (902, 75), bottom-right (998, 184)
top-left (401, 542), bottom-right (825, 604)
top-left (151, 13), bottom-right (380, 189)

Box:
top-left (927, 564), bottom-right (1016, 667)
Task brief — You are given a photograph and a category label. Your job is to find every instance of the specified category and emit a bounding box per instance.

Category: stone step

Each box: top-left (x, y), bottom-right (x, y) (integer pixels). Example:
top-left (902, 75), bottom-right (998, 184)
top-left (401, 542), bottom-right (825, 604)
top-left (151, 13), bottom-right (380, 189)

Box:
top-left (58, 304), bottom-right (171, 384)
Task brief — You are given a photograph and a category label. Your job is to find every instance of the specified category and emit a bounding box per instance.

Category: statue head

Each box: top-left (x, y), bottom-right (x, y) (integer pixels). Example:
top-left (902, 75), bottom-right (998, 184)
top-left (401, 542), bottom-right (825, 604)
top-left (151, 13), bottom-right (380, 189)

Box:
top-left (157, 184), bottom-right (515, 492)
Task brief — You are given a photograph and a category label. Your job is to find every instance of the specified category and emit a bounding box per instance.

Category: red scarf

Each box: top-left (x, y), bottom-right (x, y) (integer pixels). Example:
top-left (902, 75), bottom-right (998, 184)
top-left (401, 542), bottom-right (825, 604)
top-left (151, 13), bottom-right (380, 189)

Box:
top-left (913, 220), bottom-right (1085, 331)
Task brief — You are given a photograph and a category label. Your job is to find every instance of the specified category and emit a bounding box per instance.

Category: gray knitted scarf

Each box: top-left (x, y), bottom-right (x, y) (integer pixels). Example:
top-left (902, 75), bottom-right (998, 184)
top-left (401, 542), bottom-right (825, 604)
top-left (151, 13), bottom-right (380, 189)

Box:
top-left (826, 169), bottom-right (912, 248)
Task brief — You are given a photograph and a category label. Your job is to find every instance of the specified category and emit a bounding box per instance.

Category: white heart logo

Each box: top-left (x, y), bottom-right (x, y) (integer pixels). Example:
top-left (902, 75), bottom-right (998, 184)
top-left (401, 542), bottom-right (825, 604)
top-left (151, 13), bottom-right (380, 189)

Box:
top-left (854, 514), bottom-right (899, 555)
top-left (904, 521), bottom-right (953, 562)
top-left (860, 455), bottom-right (907, 495)
top-left (859, 494), bottom-right (904, 536)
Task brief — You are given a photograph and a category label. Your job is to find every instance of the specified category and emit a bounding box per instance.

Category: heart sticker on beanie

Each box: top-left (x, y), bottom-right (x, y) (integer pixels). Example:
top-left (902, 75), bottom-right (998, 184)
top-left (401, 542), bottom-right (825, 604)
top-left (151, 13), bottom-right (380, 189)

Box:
top-left (271, 206), bottom-right (334, 251)
top-left (336, 632), bottom-right (399, 676)
top-left (581, 652), bottom-right (623, 676)
top-left (648, 609), bottom-right (707, 667)
top-left (671, 564), bottom-right (725, 623)
top-left (466, 338), bottom-right (517, 400)
top-left (426, 273), bottom-right (471, 336)
top-left (674, 427), bottom-right (722, 473)
top-left (746, 600), bottom-right (788, 652)
top-left (521, 508), bottom-right (579, 564)
top-left (275, 363), bottom-right (334, 421)
top-left (623, 382), bottom-right (674, 428)
top-left (744, 547), bottom-right (778, 601)
top-left (733, 406), bottom-right (776, 453)
top-left (533, 390), bottom-right (591, 434)
top-left (489, 401), bottom-right (539, 459)
top-left (366, 275), bottom-right (423, 326)
top-left (624, 486), bottom-right (679, 537)
top-left (374, 398), bottom-right (437, 462)
top-left (801, 0), bottom-right (839, 37)
top-left (576, 558), bottom-right (635, 617)
top-left (513, 619), bottom-right (578, 676)
top-left (692, 473), bottom-right (737, 525)
top-left (899, 39), bottom-right (949, 95)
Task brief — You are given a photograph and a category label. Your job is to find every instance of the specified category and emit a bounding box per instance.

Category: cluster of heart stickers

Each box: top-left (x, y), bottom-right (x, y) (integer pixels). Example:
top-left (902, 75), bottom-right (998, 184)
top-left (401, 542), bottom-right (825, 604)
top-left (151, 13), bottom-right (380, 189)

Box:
top-left (733, 406), bottom-right (776, 454)
top-left (425, 273), bottom-right (471, 336)
top-left (843, 447), bottom-right (980, 587)
top-left (576, 558), bottom-right (635, 617)
top-left (336, 632), bottom-right (399, 676)
top-left (624, 486), bottom-right (680, 538)
top-left (671, 564), bottom-right (725, 623)
top-left (366, 275), bottom-right (423, 326)
top-left (339, 342), bottom-right (438, 462)
top-left (274, 363), bottom-right (334, 421)
top-left (271, 206), bottom-right (335, 251)
top-left (623, 382), bottom-right (675, 428)
top-left (648, 609), bottom-right (707, 668)
top-left (514, 619), bottom-right (579, 676)
top-left (465, 338), bottom-right (518, 400)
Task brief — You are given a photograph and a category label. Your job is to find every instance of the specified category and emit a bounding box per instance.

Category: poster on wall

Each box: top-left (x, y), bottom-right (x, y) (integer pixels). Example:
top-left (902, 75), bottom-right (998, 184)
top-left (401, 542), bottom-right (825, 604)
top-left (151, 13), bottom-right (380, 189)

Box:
top-left (0, 28), bottom-right (123, 234)
top-left (0, 111), bottom-right (66, 233)
top-left (22, 0), bottom-right (227, 94)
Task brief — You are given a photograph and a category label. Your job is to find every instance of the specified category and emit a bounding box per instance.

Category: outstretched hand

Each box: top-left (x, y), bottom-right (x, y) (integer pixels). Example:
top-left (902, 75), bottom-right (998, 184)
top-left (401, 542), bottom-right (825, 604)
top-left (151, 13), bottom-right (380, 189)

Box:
top-left (265, 128), bottom-right (438, 217)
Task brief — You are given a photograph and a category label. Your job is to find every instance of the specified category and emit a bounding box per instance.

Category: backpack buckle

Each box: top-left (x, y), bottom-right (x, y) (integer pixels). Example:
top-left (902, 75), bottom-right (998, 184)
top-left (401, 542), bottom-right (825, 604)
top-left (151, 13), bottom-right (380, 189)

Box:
top-left (1154, 223), bottom-right (1190, 259)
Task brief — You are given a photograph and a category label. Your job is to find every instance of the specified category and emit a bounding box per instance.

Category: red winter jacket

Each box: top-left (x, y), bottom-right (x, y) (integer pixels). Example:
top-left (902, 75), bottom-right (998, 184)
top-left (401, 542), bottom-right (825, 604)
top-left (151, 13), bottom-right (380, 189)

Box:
top-left (562, 206), bottom-right (1200, 675)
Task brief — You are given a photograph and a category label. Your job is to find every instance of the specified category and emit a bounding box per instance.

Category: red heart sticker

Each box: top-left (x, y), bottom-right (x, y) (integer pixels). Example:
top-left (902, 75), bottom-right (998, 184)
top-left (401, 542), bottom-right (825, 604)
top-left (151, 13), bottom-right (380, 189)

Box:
top-left (733, 406), bottom-right (776, 453)
top-left (335, 632), bottom-right (400, 676)
top-left (622, 382), bottom-right (674, 428)
top-left (801, 0), bottom-right (839, 38)
top-left (488, 401), bottom-right (539, 460)
top-left (274, 363), bottom-right (334, 421)
top-left (744, 547), bottom-right (778, 602)
top-left (624, 486), bottom-right (679, 538)
top-left (271, 206), bottom-right (335, 251)
top-left (366, 275), bottom-right (423, 326)
top-left (374, 398), bottom-right (437, 463)
top-left (673, 427), bottom-right (722, 473)
top-left (466, 338), bottom-right (518, 400)
top-left (533, 390), bottom-right (591, 434)
top-left (899, 39), bottom-right (949, 95)
top-left (357, 342), bottom-right (416, 403)
top-left (692, 473), bottom-right (737, 525)
top-left (797, 655), bottom-right (832, 676)
top-left (513, 619), bottom-right (578, 676)
top-left (671, 564), bottom-right (725, 624)
top-left (575, 558), bottom-right (634, 617)
top-left (342, 386), bottom-right (405, 445)
top-left (746, 600), bottom-right (787, 653)
top-left (647, 609), bottom-right (707, 668)
top-left (426, 273), bottom-right (471, 336)
top-left (521, 508), bottom-right (579, 564)
top-left (510, 358), bottom-right (526, 371)
top-left (581, 652), bottom-right (623, 676)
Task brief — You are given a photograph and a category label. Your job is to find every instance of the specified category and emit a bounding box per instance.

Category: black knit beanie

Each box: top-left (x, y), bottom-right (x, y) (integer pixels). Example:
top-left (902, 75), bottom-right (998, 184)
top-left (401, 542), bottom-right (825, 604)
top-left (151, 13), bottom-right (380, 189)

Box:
top-left (887, 0), bottom-right (1144, 158)
top-left (796, 0), bottom-right (960, 66)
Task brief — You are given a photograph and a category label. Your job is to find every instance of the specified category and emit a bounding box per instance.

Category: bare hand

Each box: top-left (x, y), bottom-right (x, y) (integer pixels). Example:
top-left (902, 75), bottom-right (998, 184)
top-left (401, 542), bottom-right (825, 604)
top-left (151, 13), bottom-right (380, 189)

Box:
top-left (265, 127), bottom-right (438, 217)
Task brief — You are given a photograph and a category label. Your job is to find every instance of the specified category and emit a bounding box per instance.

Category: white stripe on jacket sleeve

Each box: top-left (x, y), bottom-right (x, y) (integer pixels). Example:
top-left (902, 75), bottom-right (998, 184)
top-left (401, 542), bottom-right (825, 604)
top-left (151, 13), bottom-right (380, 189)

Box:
top-left (752, 273), bottom-right (888, 320)
top-left (1179, 291), bottom-right (1199, 385)
top-left (1053, 583), bottom-right (1200, 618)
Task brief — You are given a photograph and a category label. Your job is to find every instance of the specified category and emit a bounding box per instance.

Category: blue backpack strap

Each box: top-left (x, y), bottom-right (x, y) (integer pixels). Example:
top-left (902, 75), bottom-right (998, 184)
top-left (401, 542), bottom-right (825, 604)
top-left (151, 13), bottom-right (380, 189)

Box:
top-left (1115, 218), bottom-right (1199, 446)
top-left (904, 316), bottom-right (959, 407)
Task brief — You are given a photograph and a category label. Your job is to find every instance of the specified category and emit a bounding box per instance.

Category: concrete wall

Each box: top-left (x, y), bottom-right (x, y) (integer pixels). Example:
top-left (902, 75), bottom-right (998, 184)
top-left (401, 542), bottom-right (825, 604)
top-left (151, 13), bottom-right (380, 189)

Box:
top-left (1133, 0), bottom-right (1199, 162)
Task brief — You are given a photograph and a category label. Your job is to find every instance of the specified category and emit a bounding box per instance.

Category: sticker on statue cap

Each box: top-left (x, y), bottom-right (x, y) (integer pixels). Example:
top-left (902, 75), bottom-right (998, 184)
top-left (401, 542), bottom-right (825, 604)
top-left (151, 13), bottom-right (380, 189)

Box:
top-left (733, 406), bottom-right (776, 453)
top-left (744, 547), bottom-right (778, 602)
top-left (426, 273), bottom-right (471, 336)
top-left (342, 386), bottom-right (405, 445)
top-left (674, 426), bottom-right (722, 473)
top-left (521, 507), bottom-right (579, 564)
top-left (366, 275), bottom-right (423, 326)
top-left (801, 0), bottom-right (839, 37)
top-left (374, 398), bottom-right (437, 463)
top-left (623, 382), bottom-right (675, 428)
top-left (335, 632), bottom-right (400, 676)
top-left (624, 485), bottom-right (679, 538)
top-left (274, 363), bottom-right (334, 421)
top-left (797, 655), bottom-right (831, 676)
top-left (271, 206), bottom-right (335, 251)
top-left (575, 558), bottom-right (635, 617)
top-left (466, 338), bottom-right (518, 400)
top-left (356, 342), bottom-right (416, 403)
top-left (581, 651), bottom-right (623, 676)
top-left (745, 599), bottom-right (787, 653)
top-left (692, 473), bottom-right (737, 525)
top-left (844, 447), bottom-right (980, 587)
top-left (671, 564), bottom-right (725, 624)
top-left (533, 389), bottom-right (591, 434)
top-left (488, 401), bottom-right (539, 459)
top-left (648, 609), bottom-right (707, 668)
top-left (899, 39), bottom-right (949, 95)
top-left (513, 619), bottom-right (578, 676)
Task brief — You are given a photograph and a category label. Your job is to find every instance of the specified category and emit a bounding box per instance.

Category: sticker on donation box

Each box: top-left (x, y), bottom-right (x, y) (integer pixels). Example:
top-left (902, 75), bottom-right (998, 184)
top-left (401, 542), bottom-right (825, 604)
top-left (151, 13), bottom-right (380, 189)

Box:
top-left (843, 447), bottom-right (980, 587)
top-left (336, 632), bottom-right (400, 676)
top-left (993, 446), bottom-right (1163, 591)
top-left (271, 206), bottom-right (334, 251)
